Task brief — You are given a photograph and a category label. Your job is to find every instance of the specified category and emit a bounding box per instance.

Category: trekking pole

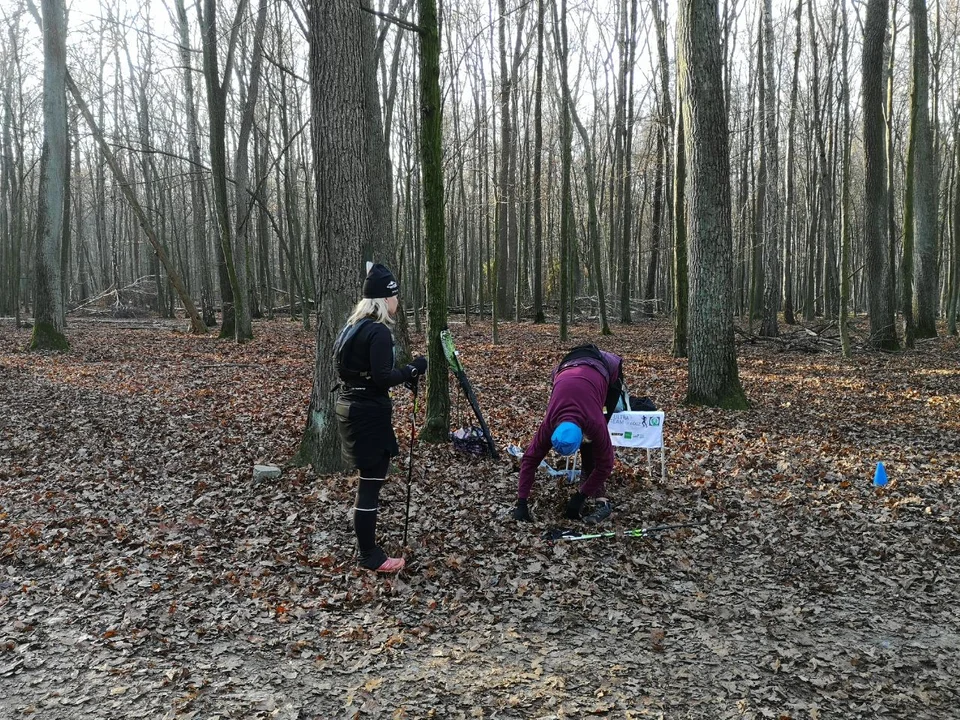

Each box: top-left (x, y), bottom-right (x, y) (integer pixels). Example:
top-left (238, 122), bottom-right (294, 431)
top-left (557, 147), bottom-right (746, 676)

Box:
top-left (542, 522), bottom-right (702, 542)
top-left (403, 380), bottom-right (418, 547)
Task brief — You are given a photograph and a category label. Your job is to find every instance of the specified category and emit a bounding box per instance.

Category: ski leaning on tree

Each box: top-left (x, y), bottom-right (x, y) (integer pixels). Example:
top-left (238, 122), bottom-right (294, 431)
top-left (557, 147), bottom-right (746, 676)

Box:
top-left (511, 345), bottom-right (629, 526)
top-left (334, 263), bottom-right (426, 574)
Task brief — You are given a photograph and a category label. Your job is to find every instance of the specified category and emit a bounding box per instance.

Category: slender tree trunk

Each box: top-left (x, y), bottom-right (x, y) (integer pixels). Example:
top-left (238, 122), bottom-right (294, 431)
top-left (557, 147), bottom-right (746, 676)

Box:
top-left (569, 95), bottom-right (611, 335)
top-left (555, 0), bottom-right (574, 341)
top-left (644, 0), bottom-right (672, 321)
top-left (198, 0), bottom-right (248, 340)
top-left (230, 0), bottom-right (268, 342)
top-left (672, 89), bottom-right (688, 359)
top-left (839, 0), bottom-right (853, 357)
top-left (863, 0), bottom-right (899, 350)
top-left (418, 0), bottom-right (451, 443)
top-left (783, 0), bottom-right (802, 326)
top-left (619, 0), bottom-right (638, 324)
top-left (759, 0), bottom-right (780, 337)
top-left (950, 120), bottom-right (960, 336)
top-left (532, 0), bottom-right (545, 324)
top-left (677, 0), bottom-right (747, 408)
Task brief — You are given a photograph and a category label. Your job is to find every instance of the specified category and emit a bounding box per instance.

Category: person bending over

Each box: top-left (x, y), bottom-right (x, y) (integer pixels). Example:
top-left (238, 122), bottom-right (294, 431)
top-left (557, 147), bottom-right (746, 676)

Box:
top-left (511, 345), bottom-right (625, 525)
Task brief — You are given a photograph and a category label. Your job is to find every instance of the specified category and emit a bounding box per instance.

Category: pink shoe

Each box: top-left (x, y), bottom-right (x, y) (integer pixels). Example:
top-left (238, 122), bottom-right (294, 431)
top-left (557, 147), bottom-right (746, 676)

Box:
top-left (374, 557), bottom-right (405, 573)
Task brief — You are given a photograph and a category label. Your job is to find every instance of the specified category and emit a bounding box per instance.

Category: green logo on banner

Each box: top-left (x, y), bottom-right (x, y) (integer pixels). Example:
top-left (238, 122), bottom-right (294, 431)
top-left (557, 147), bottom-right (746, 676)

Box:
top-left (624, 431), bottom-right (633, 439)
top-left (650, 417), bottom-right (661, 427)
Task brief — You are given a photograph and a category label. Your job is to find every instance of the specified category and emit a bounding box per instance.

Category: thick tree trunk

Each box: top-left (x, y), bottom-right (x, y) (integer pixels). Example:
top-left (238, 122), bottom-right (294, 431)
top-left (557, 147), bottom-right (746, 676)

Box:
top-left (360, 0), bottom-right (409, 359)
top-left (863, 0), bottom-right (899, 350)
top-left (31, 0), bottom-right (69, 351)
top-left (296, 0), bottom-right (366, 472)
top-left (910, 0), bottom-right (938, 339)
top-left (677, 0), bottom-right (747, 409)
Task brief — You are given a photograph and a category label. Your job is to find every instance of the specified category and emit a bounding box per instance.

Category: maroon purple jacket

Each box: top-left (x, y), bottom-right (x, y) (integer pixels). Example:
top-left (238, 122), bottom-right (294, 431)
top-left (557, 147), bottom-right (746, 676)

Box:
top-left (517, 352), bottom-right (621, 500)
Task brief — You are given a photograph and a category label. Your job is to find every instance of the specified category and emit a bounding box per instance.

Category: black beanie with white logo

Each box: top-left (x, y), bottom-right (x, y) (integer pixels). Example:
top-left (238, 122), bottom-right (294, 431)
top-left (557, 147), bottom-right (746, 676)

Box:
top-left (362, 263), bottom-right (399, 299)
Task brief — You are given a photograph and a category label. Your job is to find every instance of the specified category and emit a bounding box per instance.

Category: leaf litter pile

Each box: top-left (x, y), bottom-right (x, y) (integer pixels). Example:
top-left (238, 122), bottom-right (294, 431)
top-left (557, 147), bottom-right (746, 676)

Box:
top-left (1, 318), bottom-right (958, 720)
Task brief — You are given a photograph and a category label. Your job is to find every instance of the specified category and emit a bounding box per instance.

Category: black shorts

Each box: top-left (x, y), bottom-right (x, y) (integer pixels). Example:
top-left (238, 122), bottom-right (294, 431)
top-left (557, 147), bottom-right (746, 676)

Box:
top-left (336, 390), bottom-right (399, 469)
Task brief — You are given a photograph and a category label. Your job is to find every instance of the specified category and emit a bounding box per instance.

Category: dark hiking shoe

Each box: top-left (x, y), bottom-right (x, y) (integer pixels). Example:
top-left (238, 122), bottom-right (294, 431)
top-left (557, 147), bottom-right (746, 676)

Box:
top-left (582, 500), bottom-right (613, 526)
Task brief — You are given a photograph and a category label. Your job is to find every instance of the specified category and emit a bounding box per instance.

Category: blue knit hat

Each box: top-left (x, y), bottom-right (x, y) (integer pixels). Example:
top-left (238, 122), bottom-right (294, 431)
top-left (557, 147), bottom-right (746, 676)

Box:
top-left (551, 422), bottom-right (582, 456)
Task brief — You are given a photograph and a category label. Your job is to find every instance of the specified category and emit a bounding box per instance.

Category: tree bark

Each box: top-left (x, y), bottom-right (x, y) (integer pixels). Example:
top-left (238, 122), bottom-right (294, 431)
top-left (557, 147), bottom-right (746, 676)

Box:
top-left (839, 0), bottom-right (853, 357)
top-left (555, 0), bottom-right (573, 341)
top-left (783, 0), bottom-right (802, 327)
top-left (532, 0), bottom-right (545, 324)
top-left (910, 0), bottom-right (938, 339)
top-left (758, 0), bottom-right (780, 337)
top-left (418, 0), bottom-right (451, 443)
top-left (672, 89), bottom-right (688, 359)
top-left (31, 0), bottom-right (69, 351)
top-left (863, 0), bottom-right (899, 350)
top-left (677, 0), bottom-right (747, 408)
top-left (231, 0), bottom-right (269, 343)
top-left (296, 0), bottom-right (366, 472)
top-left (198, 0), bottom-right (248, 340)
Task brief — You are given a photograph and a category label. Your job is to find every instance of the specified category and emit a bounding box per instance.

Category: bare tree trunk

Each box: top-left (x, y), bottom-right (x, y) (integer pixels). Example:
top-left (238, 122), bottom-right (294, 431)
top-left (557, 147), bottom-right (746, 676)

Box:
top-left (644, 0), bottom-right (672, 320)
top-left (910, 0), bottom-right (938, 339)
top-left (863, 0), bottom-right (899, 350)
top-left (759, 0), bottom-right (780, 337)
top-left (231, 0), bottom-right (268, 342)
top-left (360, 0), bottom-right (409, 358)
top-left (198, 0), bottom-right (248, 340)
top-left (783, 0), bottom-right (802, 327)
top-left (569, 93), bottom-right (611, 335)
top-left (555, 0), bottom-right (573, 341)
top-left (677, 0), bottom-right (747, 409)
top-left (672, 89), bottom-right (688, 359)
top-left (418, 0), bottom-right (451, 443)
top-left (31, 0), bottom-right (69, 351)
top-left (839, 0), bottom-right (853, 357)
top-left (297, 0), bottom-right (366, 471)
top-left (619, 0), bottom-right (638, 324)
top-left (950, 119), bottom-right (960, 336)
top-left (532, 0), bottom-right (545, 324)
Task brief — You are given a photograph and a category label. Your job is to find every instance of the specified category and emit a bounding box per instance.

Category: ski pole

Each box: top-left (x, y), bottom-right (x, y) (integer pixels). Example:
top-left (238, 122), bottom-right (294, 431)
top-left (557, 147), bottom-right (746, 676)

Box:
top-left (403, 380), bottom-right (418, 547)
top-left (543, 522), bottom-right (701, 542)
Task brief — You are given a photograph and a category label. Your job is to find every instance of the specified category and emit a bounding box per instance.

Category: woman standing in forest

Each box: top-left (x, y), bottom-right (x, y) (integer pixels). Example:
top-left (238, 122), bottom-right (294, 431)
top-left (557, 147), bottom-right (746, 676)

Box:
top-left (334, 263), bottom-right (427, 573)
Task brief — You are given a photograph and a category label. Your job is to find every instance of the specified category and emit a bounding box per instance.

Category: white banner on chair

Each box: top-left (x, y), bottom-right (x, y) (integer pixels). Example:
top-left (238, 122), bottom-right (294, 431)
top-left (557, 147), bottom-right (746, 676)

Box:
top-left (607, 411), bottom-right (664, 449)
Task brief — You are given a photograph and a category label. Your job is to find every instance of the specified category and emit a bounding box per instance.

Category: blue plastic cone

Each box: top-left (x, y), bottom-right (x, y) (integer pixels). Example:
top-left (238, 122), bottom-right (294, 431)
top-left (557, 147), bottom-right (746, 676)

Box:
top-left (873, 462), bottom-right (888, 487)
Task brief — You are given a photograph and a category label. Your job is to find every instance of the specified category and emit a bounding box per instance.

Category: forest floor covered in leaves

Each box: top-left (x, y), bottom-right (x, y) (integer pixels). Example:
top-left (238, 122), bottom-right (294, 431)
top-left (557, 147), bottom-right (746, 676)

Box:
top-left (1, 315), bottom-right (958, 720)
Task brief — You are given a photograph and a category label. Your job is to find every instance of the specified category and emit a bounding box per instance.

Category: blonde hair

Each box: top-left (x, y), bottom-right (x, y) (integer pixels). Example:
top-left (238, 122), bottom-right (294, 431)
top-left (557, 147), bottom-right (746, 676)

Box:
top-left (345, 297), bottom-right (394, 328)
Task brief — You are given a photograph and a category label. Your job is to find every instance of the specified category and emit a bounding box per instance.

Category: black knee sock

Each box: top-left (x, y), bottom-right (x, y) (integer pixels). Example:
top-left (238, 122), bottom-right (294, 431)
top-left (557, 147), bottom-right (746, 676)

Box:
top-left (355, 475), bottom-right (386, 568)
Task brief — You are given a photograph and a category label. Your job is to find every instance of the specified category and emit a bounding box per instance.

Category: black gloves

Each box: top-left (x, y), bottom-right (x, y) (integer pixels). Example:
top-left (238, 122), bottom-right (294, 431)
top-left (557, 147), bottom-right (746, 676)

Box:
top-left (564, 491), bottom-right (587, 520)
top-left (511, 498), bottom-right (533, 522)
top-left (406, 355), bottom-right (427, 379)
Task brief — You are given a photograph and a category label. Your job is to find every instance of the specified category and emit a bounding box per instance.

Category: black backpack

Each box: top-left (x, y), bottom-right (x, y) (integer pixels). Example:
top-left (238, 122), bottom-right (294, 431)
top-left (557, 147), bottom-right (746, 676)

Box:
top-left (333, 319), bottom-right (372, 380)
